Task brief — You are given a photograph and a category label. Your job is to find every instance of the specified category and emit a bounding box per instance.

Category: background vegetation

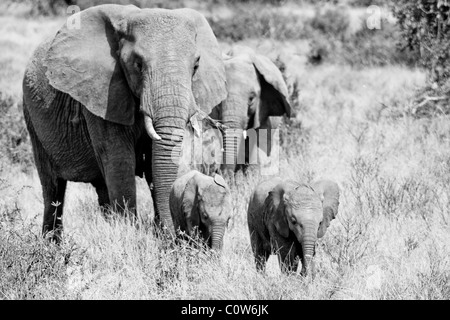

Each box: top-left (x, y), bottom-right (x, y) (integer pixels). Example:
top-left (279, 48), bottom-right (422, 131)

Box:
top-left (0, 0), bottom-right (449, 299)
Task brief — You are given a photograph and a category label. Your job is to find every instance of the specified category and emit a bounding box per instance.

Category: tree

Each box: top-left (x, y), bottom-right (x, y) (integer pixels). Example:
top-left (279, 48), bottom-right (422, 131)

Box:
top-left (393, 0), bottom-right (450, 89)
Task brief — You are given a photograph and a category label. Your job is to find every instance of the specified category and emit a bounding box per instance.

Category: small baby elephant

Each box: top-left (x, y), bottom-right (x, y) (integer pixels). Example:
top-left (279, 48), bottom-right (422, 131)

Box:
top-left (170, 170), bottom-right (232, 251)
top-left (247, 178), bottom-right (340, 275)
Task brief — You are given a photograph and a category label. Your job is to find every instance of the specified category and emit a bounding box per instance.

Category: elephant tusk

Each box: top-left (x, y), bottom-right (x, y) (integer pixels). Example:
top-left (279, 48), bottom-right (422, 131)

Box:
top-left (243, 130), bottom-right (247, 139)
top-left (144, 115), bottom-right (161, 141)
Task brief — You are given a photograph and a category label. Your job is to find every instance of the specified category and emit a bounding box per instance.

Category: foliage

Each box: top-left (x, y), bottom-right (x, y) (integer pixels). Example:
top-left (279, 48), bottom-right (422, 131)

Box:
top-left (208, 7), bottom-right (309, 41)
top-left (1, 0), bottom-right (72, 16)
top-left (0, 93), bottom-right (33, 171)
top-left (310, 5), bottom-right (350, 40)
top-left (392, 0), bottom-right (450, 88)
top-left (0, 218), bottom-right (82, 299)
top-left (391, 0), bottom-right (450, 116)
top-left (340, 18), bottom-right (419, 67)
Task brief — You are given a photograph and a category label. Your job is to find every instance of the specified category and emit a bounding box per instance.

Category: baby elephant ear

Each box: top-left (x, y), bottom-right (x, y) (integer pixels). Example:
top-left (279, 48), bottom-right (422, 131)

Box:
top-left (269, 183), bottom-right (289, 238)
top-left (183, 174), bottom-right (200, 234)
top-left (312, 180), bottom-right (340, 238)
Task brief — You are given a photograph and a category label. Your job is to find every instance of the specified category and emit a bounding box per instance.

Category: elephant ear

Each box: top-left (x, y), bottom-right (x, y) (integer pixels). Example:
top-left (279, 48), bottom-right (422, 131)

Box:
top-left (251, 53), bottom-right (291, 129)
top-left (175, 8), bottom-right (227, 114)
top-left (312, 180), bottom-right (340, 238)
top-left (43, 4), bottom-right (139, 126)
top-left (268, 182), bottom-right (289, 238)
top-left (182, 173), bottom-right (200, 234)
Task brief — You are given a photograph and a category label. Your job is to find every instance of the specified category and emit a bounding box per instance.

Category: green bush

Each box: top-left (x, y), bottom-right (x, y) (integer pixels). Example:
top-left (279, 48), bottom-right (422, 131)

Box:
top-left (0, 93), bottom-right (33, 171)
top-left (208, 8), bottom-right (308, 41)
top-left (0, 223), bottom-right (82, 299)
top-left (340, 18), bottom-right (419, 67)
top-left (309, 5), bottom-right (350, 40)
top-left (1, 0), bottom-right (71, 16)
top-left (391, 0), bottom-right (450, 116)
top-left (392, 0), bottom-right (450, 88)
top-left (348, 0), bottom-right (390, 6)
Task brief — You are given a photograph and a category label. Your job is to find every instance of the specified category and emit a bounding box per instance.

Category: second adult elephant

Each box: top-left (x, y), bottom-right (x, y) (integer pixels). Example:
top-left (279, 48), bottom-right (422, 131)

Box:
top-left (22, 5), bottom-right (227, 240)
top-left (210, 46), bottom-right (291, 173)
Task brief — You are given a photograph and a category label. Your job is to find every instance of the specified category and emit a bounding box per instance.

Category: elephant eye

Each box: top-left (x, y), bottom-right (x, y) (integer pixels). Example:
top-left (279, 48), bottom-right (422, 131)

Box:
top-left (248, 92), bottom-right (256, 105)
top-left (133, 59), bottom-right (142, 72)
top-left (291, 217), bottom-right (297, 224)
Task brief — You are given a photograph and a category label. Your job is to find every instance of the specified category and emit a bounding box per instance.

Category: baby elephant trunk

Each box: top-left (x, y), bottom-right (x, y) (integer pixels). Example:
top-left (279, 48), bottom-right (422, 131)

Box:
top-left (211, 224), bottom-right (226, 252)
top-left (301, 222), bottom-right (318, 275)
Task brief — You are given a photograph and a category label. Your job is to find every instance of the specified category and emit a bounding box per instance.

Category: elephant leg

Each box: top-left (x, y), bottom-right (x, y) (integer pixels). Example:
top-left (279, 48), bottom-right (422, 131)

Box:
top-left (91, 178), bottom-right (110, 209)
top-left (83, 111), bottom-right (137, 217)
top-left (36, 156), bottom-right (67, 241)
top-left (41, 177), bottom-right (67, 242)
top-left (25, 110), bottom-right (67, 242)
top-left (102, 155), bottom-right (137, 216)
top-left (250, 231), bottom-right (270, 271)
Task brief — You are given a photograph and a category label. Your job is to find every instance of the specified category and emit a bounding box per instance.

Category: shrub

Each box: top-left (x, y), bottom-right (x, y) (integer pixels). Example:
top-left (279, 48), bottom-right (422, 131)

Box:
top-left (208, 7), bottom-right (308, 41)
top-left (0, 221), bottom-right (82, 299)
top-left (0, 93), bottom-right (33, 171)
top-left (391, 1), bottom-right (450, 116)
top-left (392, 0), bottom-right (450, 88)
top-left (340, 18), bottom-right (419, 67)
top-left (349, 0), bottom-right (390, 6)
top-left (309, 5), bottom-right (350, 40)
top-left (1, 0), bottom-right (72, 17)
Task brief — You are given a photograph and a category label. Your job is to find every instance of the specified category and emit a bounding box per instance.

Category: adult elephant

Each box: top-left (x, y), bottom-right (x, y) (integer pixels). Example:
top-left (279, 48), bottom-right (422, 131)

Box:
top-left (209, 45), bottom-right (291, 173)
top-left (22, 4), bottom-right (226, 240)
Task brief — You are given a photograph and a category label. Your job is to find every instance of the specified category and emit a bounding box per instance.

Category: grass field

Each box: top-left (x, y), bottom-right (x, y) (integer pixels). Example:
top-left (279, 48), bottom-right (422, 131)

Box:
top-left (0, 3), bottom-right (449, 300)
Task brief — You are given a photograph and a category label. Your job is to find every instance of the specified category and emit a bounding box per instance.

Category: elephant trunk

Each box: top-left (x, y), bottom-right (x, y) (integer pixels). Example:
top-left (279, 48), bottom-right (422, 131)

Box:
top-left (223, 128), bottom-right (244, 172)
top-left (143, 71), bottom-right (191, 236)
top-left (152, 133), bottom-right (183, 235)
top-left (210, 224), bottom-right (226, 252)
top-left (301, 222), bottom-right (318, 275)
top-left (221, 94), bottom-right (248, 172)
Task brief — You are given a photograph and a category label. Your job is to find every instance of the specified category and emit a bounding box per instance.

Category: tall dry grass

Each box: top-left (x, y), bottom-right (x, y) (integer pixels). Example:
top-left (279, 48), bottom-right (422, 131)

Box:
top-left (0, 8), bottom-right (449, 300)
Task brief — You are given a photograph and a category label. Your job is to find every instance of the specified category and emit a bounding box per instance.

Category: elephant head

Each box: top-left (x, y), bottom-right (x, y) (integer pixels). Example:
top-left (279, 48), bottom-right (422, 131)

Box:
top-left (211, 45), bottom-right (291, 172)
top-left (269, 179), bottom-right (339, 274)
top-left (170, 170), bottom-right (232, 251)
top-left (42, 5), bottom-right (227, 234)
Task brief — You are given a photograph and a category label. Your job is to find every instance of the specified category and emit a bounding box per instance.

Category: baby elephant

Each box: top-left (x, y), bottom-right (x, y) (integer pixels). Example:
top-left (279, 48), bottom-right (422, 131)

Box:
top-left (247, 178), bottom-right (340, 275)
top-left (170, 170), bottom-right (232, 251)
